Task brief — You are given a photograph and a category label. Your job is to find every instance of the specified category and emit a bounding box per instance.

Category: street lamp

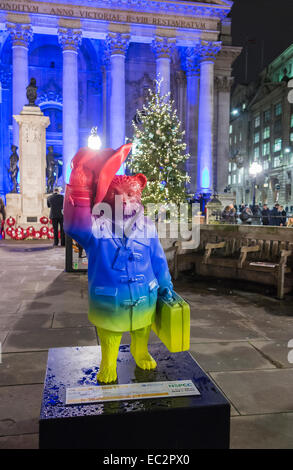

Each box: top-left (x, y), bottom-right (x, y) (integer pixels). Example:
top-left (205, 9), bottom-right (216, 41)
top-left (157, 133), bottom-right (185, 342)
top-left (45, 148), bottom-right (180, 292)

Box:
top-left (249, 161), bottom-right (262, 207)
top-left (88, 127), bottom-right (101, 150)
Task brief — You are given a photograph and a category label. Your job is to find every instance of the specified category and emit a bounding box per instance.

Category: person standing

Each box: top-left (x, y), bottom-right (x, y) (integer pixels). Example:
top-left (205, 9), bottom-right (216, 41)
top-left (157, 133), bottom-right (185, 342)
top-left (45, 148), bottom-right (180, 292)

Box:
top-left (47, 187), bottom-right (65, 247)
top-left (239, 203), bottom-right (245, 213)
top-left (252, 204), bottom-right (262, 225)
top-left (261, 204), bottom-right (270, 225)
top-left (240, 207), bottom-right (253, 225)
top-left (0, 198), bottom-right (6, 239)
top-left (279, 206), bottom-right (287, 226)
top-left (270, 203), bottom-right (280, 226)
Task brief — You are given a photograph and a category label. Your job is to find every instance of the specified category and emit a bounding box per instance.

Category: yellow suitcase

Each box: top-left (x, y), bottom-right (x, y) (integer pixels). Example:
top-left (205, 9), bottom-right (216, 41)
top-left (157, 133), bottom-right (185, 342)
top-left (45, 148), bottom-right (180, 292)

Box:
top-left (152, 292), bottom-right (190, 353)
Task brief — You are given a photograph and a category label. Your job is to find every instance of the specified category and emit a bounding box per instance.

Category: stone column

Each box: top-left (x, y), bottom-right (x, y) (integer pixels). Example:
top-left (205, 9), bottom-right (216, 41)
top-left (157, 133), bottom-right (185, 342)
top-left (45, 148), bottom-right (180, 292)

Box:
top-left (105, 32), bottom-right (130, 172)
top-left (215, 76), bottom-right (233, 193)
top-left (6, 22), bottom-right (33, 148)
top-left (101, 48), bottom-right (111, 148)
top-left (184, 49), bottom-right (200, 194)
top-left (196, 41), bottom-right (221, 194)
top-left (175, 70), bottom-right (186, 132)
top-left (152, 36), bottom-right (176, 98)
top-left (0, 67), bottom-right (12, 196)
top-left (58, 27), bottom-right (82, 184)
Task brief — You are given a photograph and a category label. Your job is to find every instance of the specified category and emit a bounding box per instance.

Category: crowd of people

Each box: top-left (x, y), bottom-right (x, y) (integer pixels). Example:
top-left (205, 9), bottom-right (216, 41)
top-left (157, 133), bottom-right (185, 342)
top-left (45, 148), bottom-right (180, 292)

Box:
top-left (221, 202), bottom-right (293, 227)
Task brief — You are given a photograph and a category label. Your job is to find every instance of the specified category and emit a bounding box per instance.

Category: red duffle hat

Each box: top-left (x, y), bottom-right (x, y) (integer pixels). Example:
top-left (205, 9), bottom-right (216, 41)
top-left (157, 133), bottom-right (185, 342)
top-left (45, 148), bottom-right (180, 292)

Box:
top-left (69, 143), bottom-right (132, 204)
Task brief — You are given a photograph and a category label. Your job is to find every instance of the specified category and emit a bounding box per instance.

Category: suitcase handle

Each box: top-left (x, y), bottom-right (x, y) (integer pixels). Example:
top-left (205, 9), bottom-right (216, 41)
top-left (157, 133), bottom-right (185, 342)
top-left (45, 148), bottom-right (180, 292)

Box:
top-left (164, 292), bottom-right (186, 308)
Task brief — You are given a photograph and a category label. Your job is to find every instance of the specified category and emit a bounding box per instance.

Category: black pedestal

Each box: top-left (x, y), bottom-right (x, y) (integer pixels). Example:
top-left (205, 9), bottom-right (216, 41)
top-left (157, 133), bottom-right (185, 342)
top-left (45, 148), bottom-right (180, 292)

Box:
top-left (39, 344), bottom-right (230, 449)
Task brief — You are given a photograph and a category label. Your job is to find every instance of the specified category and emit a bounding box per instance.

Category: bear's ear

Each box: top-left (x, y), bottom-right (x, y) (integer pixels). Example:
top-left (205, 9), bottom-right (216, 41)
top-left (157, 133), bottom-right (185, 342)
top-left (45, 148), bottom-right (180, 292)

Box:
top-left (135, 173), bottom-right (147, 190)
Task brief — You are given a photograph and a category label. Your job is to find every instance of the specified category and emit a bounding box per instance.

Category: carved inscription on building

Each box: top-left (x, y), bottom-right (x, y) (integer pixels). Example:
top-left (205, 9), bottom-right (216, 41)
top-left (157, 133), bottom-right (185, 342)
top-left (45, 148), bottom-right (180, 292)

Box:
top-left (0, 1), bottom-right (209, 30)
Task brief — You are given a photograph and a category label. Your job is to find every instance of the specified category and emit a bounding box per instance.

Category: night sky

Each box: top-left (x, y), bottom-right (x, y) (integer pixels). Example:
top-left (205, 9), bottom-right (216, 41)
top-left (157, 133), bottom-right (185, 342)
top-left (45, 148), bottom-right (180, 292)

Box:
top-left (231, 0), bottom-right (293, 83)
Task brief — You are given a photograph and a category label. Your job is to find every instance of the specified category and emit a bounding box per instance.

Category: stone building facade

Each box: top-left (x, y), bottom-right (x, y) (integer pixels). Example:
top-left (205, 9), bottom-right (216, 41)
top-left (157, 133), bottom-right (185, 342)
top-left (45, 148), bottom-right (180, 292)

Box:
top-left (228, 44), bottom-right (293, 212)
top-left (0, 0), bottom-right (240, 198)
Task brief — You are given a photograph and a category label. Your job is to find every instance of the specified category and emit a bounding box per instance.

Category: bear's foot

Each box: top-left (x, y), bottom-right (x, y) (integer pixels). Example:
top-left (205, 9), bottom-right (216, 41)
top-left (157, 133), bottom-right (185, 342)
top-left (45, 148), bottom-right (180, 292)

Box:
top-left (130, 347), bottom-right (157, 370)
top-left (96, 364), bottom-right (117, 384)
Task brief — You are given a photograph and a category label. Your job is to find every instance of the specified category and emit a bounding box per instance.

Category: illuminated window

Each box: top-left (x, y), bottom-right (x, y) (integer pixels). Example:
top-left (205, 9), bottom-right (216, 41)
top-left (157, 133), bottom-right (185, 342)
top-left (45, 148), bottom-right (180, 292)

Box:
top-left (274, 138), bottom-right (282, 152)
top-left (254, 132), bottom-right (260, 144)
top-left (232, 162), bottom-right (237, 171)
top-left (273, 156), bottom-right (281, 167)
top-left (232, 174), bottom-right (236, 184)
top-left (291, 114), bottom-right (293, 128)
top-left (229, 162), bottom-right (232, 171)
top-left (229, 124), bottom-right (233, 134)
top-left (254, 147), bottom-right (260, 158)
top-left (263, 127), bottom-right (270, 139)
top-left (263, 160), bottom-right (269, 170)
top-left (263, 142), bottom-right (270, 156)
top-left (254, 115), bottom-right (260, 128)
top-left (228, 175), bottom-right (231, 185)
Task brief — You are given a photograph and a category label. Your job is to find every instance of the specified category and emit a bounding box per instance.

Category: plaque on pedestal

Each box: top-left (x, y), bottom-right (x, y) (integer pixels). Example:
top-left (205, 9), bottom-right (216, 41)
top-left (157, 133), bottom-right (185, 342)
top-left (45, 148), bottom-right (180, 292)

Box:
top-left (39, 343), bottom-right (230, 449)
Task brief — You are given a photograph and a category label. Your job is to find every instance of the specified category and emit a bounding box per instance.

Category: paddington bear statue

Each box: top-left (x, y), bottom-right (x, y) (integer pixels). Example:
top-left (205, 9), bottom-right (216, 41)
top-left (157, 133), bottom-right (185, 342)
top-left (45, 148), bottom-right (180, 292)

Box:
top-left (64, 144), bottom-right (174, 383)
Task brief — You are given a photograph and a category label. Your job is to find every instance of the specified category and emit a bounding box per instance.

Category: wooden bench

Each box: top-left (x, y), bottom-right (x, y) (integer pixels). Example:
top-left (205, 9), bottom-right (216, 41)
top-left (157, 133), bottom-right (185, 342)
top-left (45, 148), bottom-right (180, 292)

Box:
top-left (173, 235), bottom-right (293, 299)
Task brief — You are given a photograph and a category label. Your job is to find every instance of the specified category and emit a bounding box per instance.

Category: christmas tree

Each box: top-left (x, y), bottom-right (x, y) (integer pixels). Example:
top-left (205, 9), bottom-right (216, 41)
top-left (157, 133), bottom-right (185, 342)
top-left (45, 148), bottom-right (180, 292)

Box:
top-left (127, 80), bottom-right (190, 206)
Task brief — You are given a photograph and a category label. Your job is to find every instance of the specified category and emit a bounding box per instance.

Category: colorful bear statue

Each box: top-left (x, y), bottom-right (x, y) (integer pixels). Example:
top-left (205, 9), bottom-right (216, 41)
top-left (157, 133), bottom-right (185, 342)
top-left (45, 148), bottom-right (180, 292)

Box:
top-left (64, 144), bottom-right (174, 383)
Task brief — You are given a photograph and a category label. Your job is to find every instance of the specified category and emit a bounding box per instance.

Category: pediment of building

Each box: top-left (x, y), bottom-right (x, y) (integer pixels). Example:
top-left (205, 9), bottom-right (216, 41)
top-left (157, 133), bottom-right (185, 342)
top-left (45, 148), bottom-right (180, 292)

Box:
top-left (248, 81), bottom-right (284, 107)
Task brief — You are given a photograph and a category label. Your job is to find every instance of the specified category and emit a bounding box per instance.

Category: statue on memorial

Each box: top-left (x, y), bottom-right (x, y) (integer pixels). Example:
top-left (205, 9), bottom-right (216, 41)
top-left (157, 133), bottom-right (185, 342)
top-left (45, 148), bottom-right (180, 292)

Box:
top-left (64, 144), bottom-right (189, 384)
top-left (46, 146), bottom-right (56, 194)
top-left (26, 78), bottom-right (37, 106)
top-left (8, 145), bottom-right (19, 193)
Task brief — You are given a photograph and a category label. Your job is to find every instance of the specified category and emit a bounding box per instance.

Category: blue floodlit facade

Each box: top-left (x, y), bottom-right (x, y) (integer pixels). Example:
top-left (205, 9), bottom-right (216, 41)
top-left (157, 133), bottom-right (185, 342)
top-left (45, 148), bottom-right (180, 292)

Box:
top-left (0, 0), bottom-right (240, 200)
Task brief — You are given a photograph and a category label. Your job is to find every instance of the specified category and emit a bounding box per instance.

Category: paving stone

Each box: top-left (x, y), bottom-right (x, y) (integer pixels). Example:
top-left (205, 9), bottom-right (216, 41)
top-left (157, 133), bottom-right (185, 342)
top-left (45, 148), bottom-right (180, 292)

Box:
top-left (52, 313), bottom-right (92, 329)
top-left (230, 413), bottom-right (293, 449)
top-left (3, 327), bottom-right (98, 353)
top-left (190, 341), bottom-right (275, 372)
top-left (189, 307), bottom-right (244, 324)
top-left (210, 369), bottom-right (293, 415)
top-left (0, 384), bottom-right (43, 437)
top-left (190, 322), bottom-right (266, 343)
top-left (0, 351), bottom-right (48, 386)
top-left (10, 314), bottom-right (53, 330)
top-left (0, 315), bottom-right (19, 330)
top-left (17, 298), bottom-right (88, 315)
top-left (0, 433), bottom-right (39, 449)
top-left (0, 331), bottom-right (8, 346)
top-left (250, 340), bottom-right (293, 369)
top-left (0, 301), bottom-right (21, 315)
